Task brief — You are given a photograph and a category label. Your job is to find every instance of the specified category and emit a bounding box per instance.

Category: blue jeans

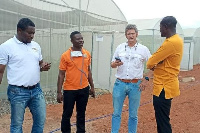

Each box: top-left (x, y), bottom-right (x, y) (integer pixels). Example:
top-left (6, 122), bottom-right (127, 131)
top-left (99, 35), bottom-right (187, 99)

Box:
top-left (111, 79), bottom-right (141, 133)
top-left (7, 83), bottom-right (46, 133)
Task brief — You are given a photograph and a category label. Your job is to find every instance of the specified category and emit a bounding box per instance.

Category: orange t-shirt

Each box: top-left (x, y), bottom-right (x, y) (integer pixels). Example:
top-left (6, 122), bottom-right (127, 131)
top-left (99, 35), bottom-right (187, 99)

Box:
top-left (59, 48), bottom-right (91, 90)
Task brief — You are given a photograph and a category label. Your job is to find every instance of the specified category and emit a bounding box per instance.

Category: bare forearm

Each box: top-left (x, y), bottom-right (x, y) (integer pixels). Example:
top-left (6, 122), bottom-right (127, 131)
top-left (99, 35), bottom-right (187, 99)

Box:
top-left (57, 72), bottom-right (65, 93)
top-left (0, 65), bottom-right (6, 84)
top-left (0, 73), bottom-right (3, 84)
top-left (87, 66), bottom-right (94, 88)
top-left (88, 71), bottom-right (94, 88)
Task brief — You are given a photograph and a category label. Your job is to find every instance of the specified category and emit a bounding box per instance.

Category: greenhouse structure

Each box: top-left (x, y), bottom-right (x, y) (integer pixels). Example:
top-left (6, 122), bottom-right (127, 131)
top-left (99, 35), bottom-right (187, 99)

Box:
top-left (128, 18), bottom-right (184, 53)
top-left (183, 28), bottom-right (200, 66)
top-left (181, 28), bottom-right (196, 70)
top-left (0, 0), bottom-right (128, 98)
top-left (193, 28), bottom-right (200, 65)
top-left (1, 0), bottom-right (196, 101)
top-left (128, 18), bottom-right (195, 71)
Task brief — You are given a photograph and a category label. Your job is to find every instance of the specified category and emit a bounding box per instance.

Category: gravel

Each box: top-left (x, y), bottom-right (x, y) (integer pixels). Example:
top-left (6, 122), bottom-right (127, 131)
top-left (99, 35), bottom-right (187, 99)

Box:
top-left (0, 88), bottom-right (110, 117)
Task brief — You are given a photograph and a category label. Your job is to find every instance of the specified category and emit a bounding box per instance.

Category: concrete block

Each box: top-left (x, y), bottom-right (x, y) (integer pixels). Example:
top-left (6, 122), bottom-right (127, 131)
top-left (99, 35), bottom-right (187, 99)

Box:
top-left (181, 77), bottom-right (195, 82)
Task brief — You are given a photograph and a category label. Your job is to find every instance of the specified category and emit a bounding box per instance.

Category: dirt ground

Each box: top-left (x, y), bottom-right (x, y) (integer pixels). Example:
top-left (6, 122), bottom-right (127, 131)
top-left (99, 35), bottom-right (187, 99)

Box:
top-left (1, 65), bottom-right (200, 133)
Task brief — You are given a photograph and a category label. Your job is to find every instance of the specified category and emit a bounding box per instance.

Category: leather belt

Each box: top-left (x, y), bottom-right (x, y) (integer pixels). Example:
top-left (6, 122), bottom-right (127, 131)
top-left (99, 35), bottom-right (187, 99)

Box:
top-left (117, 78), bottom-right (139, 83)
top-left (10, 83), bottom-right (38, 90)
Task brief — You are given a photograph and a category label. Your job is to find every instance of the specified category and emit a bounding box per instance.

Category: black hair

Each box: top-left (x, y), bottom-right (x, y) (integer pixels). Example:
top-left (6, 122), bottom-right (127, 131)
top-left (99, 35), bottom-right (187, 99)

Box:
top-left (160, 16), bottom-right (177, 29)
top-left (70, 31), bottom-right (81, 40)
top-left (17, 18), bottom-right (35, 31)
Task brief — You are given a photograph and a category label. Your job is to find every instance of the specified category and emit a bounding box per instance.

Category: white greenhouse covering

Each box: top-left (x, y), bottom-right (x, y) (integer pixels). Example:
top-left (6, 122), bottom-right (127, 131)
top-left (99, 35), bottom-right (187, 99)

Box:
top-left (193, 28), bottom-right (200, 65)
top-left (183, 28), bottom-right (200, 67)
top-left (183, 28), bottom-right (197, 38)
top-left (128, 18), bottom-right (184, 53)
top-left (180, 41), bottom-right (194, 71)
top-left (0, 0), bottom-right (128, 98)
top-left (180, 28), bottom-right (196, 71)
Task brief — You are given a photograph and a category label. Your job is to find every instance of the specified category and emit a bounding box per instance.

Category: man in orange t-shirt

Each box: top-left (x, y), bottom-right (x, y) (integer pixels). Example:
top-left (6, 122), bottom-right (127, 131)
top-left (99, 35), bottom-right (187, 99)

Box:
top-left (57, 31), bottom-right (95, 133)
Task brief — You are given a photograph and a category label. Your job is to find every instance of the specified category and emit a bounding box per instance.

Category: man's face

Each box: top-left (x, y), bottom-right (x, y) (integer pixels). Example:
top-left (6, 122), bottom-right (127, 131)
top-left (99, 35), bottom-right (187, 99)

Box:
top-left (125, 29), bottom-right (138, 43)
top-left (71, 33), bottom-right (84, 49)
top-left (160, 24), bottom-right (167, 37)
top-left (18, 26), bottom-right (35, 44)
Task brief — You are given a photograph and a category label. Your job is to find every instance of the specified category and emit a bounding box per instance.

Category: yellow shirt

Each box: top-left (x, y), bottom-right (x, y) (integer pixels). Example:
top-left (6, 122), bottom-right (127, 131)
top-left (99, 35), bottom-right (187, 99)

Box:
top-left (147, 34), bottom-right (183, 99)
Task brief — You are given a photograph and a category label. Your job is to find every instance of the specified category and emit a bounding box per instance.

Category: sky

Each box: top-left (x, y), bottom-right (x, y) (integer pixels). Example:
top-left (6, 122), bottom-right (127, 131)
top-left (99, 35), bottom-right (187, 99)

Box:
top-left (113, 0), bottom-right (200, 29)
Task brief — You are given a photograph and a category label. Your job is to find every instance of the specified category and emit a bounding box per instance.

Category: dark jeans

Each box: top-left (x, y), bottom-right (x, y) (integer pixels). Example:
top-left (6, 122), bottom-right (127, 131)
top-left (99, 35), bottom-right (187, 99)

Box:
top-left (153, 89), bottom-right (172, 133)
top-left (61, 86), bottom-right (89, 133)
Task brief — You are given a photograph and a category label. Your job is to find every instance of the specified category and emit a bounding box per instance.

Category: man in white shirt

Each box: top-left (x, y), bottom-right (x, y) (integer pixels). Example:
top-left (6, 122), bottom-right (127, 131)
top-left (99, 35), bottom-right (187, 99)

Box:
top-left (0, 18), bottom-right (51, 133)
top-left (111, 24), bottom-right (151, 133)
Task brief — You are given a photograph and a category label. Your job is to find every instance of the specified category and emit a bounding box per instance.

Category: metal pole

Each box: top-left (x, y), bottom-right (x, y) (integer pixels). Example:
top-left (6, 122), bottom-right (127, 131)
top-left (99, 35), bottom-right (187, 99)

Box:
top-left (79, 0), bottom-right (81, 31)
top-left (109, 32), bottom-right (114, 90)
top-left (152, 29), bottom-right (155, 52)
top-left (188, 42), bottom-right (191, 70)
top-left (91, 32), bottom-right (94, 71)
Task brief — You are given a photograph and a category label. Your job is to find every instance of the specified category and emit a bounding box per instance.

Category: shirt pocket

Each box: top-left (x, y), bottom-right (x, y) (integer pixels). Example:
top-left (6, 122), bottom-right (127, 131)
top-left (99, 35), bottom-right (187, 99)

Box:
top-left (118, 52), bottom-right (126, 62)
top-left (131, 54), bottom-right (145, 68)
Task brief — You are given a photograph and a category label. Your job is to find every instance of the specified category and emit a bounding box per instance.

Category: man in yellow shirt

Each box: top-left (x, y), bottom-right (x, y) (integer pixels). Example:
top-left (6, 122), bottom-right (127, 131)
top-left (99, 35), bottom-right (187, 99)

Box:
top-left (147, 16), bottom-right (183, 133)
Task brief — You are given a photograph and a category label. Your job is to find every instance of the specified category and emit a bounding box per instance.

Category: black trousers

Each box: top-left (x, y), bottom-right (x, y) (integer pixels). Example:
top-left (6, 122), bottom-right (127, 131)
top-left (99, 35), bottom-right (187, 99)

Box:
top-left (61, 86), bottom-right (89, 133)
top-left (153, 89), bottom-right (172, 133)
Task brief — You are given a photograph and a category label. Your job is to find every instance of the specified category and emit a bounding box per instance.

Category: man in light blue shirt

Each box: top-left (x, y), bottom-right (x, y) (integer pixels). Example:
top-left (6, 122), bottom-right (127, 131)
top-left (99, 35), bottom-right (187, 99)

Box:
top-left (0, 18), bottom-right (51, 133)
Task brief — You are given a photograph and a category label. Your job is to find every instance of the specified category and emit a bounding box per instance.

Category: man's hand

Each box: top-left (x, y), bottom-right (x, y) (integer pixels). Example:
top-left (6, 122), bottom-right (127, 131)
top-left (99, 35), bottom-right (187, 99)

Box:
top-left (89, 87), bottom-right (95, 98)
top-left (115, 60), bottom-right (123, 67)
top-left (150, 60), bottom-right (163, 71)
top-left (57, 92), bottom-right (63, 103)
top-left (111, 60), bottom-right (123, 68)
top-left (40, 62), bottom-right (51, 71)
top-left (139, 79), bottom-right (148, 91)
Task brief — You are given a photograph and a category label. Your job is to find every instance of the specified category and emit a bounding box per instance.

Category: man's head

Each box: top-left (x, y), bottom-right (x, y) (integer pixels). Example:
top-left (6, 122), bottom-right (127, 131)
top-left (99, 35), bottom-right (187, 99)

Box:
top-left (17, 18), bottom-right (35, 44)
top-left (125, 24), bottom-right (138, 44)
top-left (160, 16), bottom-right (177, 37)
top-left (70, 31), bottom-right (84, 50)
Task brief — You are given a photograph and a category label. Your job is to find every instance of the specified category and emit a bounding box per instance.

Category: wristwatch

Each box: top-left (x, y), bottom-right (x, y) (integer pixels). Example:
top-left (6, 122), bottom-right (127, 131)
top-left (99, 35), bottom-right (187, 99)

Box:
top-left (145, 76), bottom-right (149, 81)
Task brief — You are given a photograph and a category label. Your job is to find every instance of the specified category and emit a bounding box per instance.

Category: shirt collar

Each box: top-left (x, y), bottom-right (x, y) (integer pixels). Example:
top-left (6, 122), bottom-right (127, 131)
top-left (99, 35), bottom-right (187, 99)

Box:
top-left (69, 47), bottom-right (86, 54)
top-left (13, 35), bottom-right (23, 44)
top-left (125, 42), bottom-right (138, 50)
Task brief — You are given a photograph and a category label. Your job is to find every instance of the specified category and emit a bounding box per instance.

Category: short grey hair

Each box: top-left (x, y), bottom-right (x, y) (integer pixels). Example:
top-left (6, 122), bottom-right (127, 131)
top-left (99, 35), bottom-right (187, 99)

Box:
top-left (125, 24), bottom-right (138, 34)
